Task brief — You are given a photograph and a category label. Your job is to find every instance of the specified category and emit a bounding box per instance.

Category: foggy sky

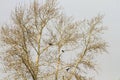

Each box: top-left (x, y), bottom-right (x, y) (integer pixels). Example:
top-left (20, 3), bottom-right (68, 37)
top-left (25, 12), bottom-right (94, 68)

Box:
top-left (0, 0), bottom-right (120, 80)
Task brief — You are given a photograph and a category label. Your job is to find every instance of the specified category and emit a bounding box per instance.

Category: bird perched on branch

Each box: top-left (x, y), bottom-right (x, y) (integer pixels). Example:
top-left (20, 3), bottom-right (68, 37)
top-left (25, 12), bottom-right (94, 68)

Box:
top-left (48, 43), bottom-right (53, 46)
top-left (62, 50), bottom-right (64, 53)
top-left (66, 68), bottom-right (70, 72)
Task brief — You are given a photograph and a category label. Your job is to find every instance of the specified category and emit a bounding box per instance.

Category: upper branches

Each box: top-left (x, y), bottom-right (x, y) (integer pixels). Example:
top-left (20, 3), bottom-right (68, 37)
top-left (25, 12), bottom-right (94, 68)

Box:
top-left (0, 0), bottom-right (108, 80)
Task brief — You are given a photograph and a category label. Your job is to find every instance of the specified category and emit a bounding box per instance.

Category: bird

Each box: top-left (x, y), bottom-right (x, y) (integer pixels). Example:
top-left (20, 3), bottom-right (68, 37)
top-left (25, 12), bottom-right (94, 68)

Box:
top-left (62, 50), bottom-right (64, 53)
top-left (66, 68), bottom-right (70, 72)
top-left (48, 43), bottom-right (52, 46)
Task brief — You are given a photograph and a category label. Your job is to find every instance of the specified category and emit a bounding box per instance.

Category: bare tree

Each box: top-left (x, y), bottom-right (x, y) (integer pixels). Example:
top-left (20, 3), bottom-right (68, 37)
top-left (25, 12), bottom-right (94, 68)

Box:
top-left (0, 0), bottom-right (108, 80)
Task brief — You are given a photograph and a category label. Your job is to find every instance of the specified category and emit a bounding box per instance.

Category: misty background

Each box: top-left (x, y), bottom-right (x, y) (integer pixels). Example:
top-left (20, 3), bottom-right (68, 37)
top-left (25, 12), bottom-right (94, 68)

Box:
top-left (0, 0), bottom-right (120, 80)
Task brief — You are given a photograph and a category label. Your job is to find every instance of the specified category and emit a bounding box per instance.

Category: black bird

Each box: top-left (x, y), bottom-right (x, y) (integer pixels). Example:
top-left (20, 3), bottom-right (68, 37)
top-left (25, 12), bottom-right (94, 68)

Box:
top-left (66, 68), bottom-right (70, 72)
top-left (62, 50), bottom-right (64, 53)
top-left (48, 43), bottom-right (52, 46)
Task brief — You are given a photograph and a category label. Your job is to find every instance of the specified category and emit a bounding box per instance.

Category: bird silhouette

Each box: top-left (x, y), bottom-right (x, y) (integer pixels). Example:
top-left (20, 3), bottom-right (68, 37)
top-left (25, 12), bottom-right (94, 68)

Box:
top-left (66, 68), bottom-right (70, 72)
top-left (62, 50), bottom-right (64, 52)
top-left (48, 43), bottom-right (52, 46)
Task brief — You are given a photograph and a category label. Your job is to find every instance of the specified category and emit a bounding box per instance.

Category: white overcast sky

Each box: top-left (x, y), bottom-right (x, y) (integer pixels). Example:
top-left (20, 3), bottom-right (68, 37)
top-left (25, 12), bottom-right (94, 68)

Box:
top-left (0, 0), bottom-right (120, 80)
